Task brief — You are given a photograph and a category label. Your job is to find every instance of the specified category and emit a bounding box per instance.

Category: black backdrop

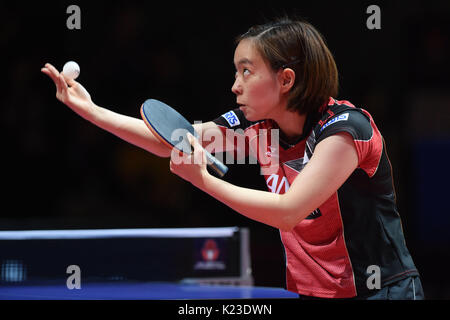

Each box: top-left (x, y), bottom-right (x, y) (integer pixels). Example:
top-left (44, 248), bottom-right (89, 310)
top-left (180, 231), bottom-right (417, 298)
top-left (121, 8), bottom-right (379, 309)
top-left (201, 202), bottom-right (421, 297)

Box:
top-left (1, 0), bottom-right (449, 298)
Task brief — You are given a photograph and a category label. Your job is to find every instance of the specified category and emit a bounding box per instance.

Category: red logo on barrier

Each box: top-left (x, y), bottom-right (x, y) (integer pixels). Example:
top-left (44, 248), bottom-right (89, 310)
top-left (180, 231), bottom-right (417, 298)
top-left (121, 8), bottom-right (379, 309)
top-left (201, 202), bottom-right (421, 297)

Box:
top-left (201, 239), bottom-right (219, 261)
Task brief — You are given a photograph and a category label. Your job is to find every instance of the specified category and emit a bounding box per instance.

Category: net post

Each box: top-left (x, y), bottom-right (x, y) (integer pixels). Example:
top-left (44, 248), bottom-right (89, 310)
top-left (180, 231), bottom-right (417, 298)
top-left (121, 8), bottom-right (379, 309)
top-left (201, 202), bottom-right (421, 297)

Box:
top-left (239, 228), bottom-right (254, 286)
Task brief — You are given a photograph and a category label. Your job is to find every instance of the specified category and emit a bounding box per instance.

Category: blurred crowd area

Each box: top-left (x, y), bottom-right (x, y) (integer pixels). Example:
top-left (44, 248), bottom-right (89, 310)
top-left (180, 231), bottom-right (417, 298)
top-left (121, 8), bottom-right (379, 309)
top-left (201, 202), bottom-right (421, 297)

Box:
top-left (1, 1), bottom-right (449, 298)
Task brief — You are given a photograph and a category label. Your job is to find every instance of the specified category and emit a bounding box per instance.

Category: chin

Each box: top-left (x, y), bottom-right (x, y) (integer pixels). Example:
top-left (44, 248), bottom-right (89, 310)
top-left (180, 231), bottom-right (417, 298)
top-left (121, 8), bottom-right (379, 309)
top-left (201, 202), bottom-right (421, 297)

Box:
top-left (241, 108), bottom-right (259, 122)
top-left (245, 113), bottom-right (263, 122)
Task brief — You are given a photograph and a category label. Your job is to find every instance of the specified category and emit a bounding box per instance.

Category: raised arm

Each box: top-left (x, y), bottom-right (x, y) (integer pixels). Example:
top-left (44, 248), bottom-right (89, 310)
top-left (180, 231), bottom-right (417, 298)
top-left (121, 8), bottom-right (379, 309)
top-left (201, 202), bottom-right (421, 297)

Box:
top-left (41, 63), bottom-right (171, 157)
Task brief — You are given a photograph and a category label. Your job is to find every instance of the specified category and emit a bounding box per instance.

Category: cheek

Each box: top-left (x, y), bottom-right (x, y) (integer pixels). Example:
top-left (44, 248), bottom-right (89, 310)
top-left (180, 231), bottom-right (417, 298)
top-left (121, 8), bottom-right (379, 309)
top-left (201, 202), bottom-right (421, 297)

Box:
top-left (249, 77), bottom-right (279, 105)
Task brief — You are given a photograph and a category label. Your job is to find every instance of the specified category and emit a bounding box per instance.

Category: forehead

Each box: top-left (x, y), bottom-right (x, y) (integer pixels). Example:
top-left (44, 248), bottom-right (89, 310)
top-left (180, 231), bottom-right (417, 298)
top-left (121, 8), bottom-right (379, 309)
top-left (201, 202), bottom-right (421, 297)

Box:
top-left (233, 39), bottom-right (265, 67)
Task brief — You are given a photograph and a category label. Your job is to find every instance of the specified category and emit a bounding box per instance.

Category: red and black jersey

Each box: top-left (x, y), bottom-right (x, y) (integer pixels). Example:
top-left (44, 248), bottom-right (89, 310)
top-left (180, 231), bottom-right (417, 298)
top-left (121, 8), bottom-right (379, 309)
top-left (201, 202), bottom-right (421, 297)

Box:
top-left (212, 97), bottom-right (419, 298)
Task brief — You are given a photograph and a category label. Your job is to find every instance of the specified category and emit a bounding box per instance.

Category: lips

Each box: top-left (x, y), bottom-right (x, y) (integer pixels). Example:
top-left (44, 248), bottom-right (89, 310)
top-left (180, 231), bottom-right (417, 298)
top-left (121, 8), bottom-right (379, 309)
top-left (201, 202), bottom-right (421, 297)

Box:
top-left (239, 105), bottom-right (248, 117)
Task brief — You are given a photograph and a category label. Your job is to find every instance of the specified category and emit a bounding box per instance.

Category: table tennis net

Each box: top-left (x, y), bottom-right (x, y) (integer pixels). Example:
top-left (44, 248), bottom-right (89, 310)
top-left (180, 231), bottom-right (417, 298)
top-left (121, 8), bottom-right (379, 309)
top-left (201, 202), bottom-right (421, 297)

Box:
top-left (0, 227), bottom-right (253, 286)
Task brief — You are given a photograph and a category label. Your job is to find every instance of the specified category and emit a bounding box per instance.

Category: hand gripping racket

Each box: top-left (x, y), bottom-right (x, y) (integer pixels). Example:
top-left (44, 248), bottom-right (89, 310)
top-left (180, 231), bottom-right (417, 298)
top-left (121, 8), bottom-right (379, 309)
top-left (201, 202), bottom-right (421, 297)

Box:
top-left (140, 99), bottom-right (228, 177)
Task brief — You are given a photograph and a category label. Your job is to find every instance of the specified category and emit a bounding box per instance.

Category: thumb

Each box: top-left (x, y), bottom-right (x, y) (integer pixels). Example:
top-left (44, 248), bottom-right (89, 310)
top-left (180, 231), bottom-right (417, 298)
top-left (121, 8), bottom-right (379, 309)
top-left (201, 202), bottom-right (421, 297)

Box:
top-left (71, 80), bottom-right (91, 99)
top-left (60, 73), bottom-right (90, 98)
top-left (61, 72), bottom-right (76, 86)
top-left (65, 78), bottom-right (77, 87)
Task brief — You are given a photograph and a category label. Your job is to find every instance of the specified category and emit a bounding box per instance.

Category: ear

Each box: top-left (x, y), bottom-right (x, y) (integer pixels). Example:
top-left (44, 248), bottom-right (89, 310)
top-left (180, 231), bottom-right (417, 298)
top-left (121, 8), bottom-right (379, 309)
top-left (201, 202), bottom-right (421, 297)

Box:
top-left (279, 68), bottom-right (296, 94)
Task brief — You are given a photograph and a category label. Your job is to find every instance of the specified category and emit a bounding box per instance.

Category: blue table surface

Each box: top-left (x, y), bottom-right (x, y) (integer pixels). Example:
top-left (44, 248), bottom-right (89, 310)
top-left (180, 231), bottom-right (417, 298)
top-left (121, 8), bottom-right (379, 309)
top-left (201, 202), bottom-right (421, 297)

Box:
top-left (0, 281), bottom-right (299, 300)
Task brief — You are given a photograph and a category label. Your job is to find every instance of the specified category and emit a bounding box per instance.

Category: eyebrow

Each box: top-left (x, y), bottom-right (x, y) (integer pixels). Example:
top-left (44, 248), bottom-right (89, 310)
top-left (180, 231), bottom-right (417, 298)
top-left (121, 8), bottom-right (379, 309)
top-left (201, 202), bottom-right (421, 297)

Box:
top-left (234, 58), bottom-right (254, 67)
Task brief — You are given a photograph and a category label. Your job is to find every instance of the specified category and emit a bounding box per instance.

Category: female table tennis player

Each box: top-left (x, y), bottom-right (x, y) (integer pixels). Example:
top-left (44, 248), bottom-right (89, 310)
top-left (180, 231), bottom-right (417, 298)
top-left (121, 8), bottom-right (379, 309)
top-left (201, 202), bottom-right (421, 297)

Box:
top-left (42, 17), bottom-right (423, 300)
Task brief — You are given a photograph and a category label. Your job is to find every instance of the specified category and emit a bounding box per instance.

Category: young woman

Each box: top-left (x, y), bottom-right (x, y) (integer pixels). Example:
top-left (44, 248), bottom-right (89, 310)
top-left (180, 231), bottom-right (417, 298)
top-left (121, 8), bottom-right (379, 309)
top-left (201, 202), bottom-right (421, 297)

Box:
top-left (42, 18), bottom-right (423, 300)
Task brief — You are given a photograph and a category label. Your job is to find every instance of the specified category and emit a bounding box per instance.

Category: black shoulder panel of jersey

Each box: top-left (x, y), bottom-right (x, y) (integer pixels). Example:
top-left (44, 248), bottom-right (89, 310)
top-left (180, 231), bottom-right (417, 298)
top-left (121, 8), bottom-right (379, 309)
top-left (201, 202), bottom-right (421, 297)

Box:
top-left (212, 108), bottom-right (258, 131)
top-left (315, 108), bottom-right (372, 144)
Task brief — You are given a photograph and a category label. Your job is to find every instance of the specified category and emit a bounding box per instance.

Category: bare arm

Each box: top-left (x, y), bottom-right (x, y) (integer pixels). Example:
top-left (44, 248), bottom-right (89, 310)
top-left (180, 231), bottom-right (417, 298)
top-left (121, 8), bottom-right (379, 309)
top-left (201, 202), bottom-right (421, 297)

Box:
top-left (171, 132), bottom-right (359, 231)
top-left (42, 63), bottom-right (171, 157)
top-left (90, 105), bottom-right (171, 157)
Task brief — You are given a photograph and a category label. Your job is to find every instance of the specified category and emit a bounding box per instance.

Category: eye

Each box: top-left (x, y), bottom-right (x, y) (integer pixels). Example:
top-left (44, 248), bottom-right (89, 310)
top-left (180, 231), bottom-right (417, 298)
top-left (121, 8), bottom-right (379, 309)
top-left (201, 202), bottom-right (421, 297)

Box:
top-left (243, 68), bottom-right (250, 76)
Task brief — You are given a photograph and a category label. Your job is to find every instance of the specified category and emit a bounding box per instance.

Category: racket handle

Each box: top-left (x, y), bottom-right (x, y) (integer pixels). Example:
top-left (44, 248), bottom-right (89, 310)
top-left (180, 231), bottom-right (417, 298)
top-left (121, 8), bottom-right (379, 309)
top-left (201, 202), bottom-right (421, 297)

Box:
top-left (204, 150), bottom-right (228, 177)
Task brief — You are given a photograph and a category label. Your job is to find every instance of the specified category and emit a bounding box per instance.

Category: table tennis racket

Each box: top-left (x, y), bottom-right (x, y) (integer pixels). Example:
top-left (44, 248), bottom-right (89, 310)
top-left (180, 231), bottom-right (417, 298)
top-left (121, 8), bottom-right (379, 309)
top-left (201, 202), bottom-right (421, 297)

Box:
top-left (140, 99), bottom-right (228, 177)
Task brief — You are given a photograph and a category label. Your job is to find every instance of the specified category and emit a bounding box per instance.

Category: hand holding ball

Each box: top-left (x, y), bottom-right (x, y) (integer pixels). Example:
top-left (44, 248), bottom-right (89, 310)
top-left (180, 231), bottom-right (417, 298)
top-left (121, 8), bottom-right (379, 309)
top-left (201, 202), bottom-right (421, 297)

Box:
top-left (61, 60), bottom-right (90, 98)
top-left (62, 61), bottom-right (80, 80)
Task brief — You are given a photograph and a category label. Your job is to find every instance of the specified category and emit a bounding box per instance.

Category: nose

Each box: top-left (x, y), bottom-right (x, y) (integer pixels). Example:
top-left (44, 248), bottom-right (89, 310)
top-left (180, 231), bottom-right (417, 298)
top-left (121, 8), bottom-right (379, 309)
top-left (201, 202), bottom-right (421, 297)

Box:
top-left (231, 76), bottom-right (242, 95)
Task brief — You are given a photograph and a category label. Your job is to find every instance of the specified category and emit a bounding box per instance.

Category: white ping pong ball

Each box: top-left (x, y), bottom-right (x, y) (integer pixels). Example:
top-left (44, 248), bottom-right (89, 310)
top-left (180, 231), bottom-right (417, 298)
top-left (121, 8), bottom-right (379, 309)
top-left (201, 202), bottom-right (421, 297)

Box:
top-left (62, 61), bottom-right (80, 80)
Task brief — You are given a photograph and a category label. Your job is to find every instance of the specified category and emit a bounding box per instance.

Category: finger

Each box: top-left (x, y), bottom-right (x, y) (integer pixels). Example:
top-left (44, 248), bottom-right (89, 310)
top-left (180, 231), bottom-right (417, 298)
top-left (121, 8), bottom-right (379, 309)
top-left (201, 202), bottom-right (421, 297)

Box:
top-left (186, 133), bottom-right (196, 156)
top-left (187, 133), bottom-right (205, 165)
top-left (45, 63), bottom-right (63, 82)
top-left (60, 77), bottom-right (90, 97)
top-left (41, 67), bottom-right (57, 82)
top-left (61, 73), bottom-right (78, 87)
top-left (170, 146), bottom-right (178, 159)
top-left (187, 133), bottom-right (204, 154)
top-left (170, 146), bottom-right (189, 165)
top-left (45, 63), bottom-right (60, 76)
top-left (58, 73), bottom-right (68, 90)
top-left (187, 132), bottom-right (197, 149)
top-left (57, 74), bottom-right (70, 100)
top-left (41, 67), bottom-right (61, 92)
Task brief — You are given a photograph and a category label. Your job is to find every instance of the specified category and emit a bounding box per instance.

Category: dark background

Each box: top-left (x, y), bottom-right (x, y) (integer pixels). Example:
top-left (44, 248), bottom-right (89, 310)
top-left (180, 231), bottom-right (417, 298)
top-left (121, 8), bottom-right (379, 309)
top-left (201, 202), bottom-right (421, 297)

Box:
top-left (1, 0), bottom-right (449, 298)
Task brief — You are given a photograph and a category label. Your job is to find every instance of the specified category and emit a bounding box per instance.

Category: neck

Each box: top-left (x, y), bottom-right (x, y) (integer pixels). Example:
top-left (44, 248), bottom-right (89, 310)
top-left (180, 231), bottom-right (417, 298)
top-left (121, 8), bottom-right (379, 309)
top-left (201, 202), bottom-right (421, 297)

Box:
top-left (271, 109), bottom-right (306, 144)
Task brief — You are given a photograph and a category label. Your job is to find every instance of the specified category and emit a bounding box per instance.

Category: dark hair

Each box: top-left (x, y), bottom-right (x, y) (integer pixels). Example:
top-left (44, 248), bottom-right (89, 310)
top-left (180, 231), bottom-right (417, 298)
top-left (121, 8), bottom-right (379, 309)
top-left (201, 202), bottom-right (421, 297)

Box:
top-left (236, 17), bottom-right (338, 115)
